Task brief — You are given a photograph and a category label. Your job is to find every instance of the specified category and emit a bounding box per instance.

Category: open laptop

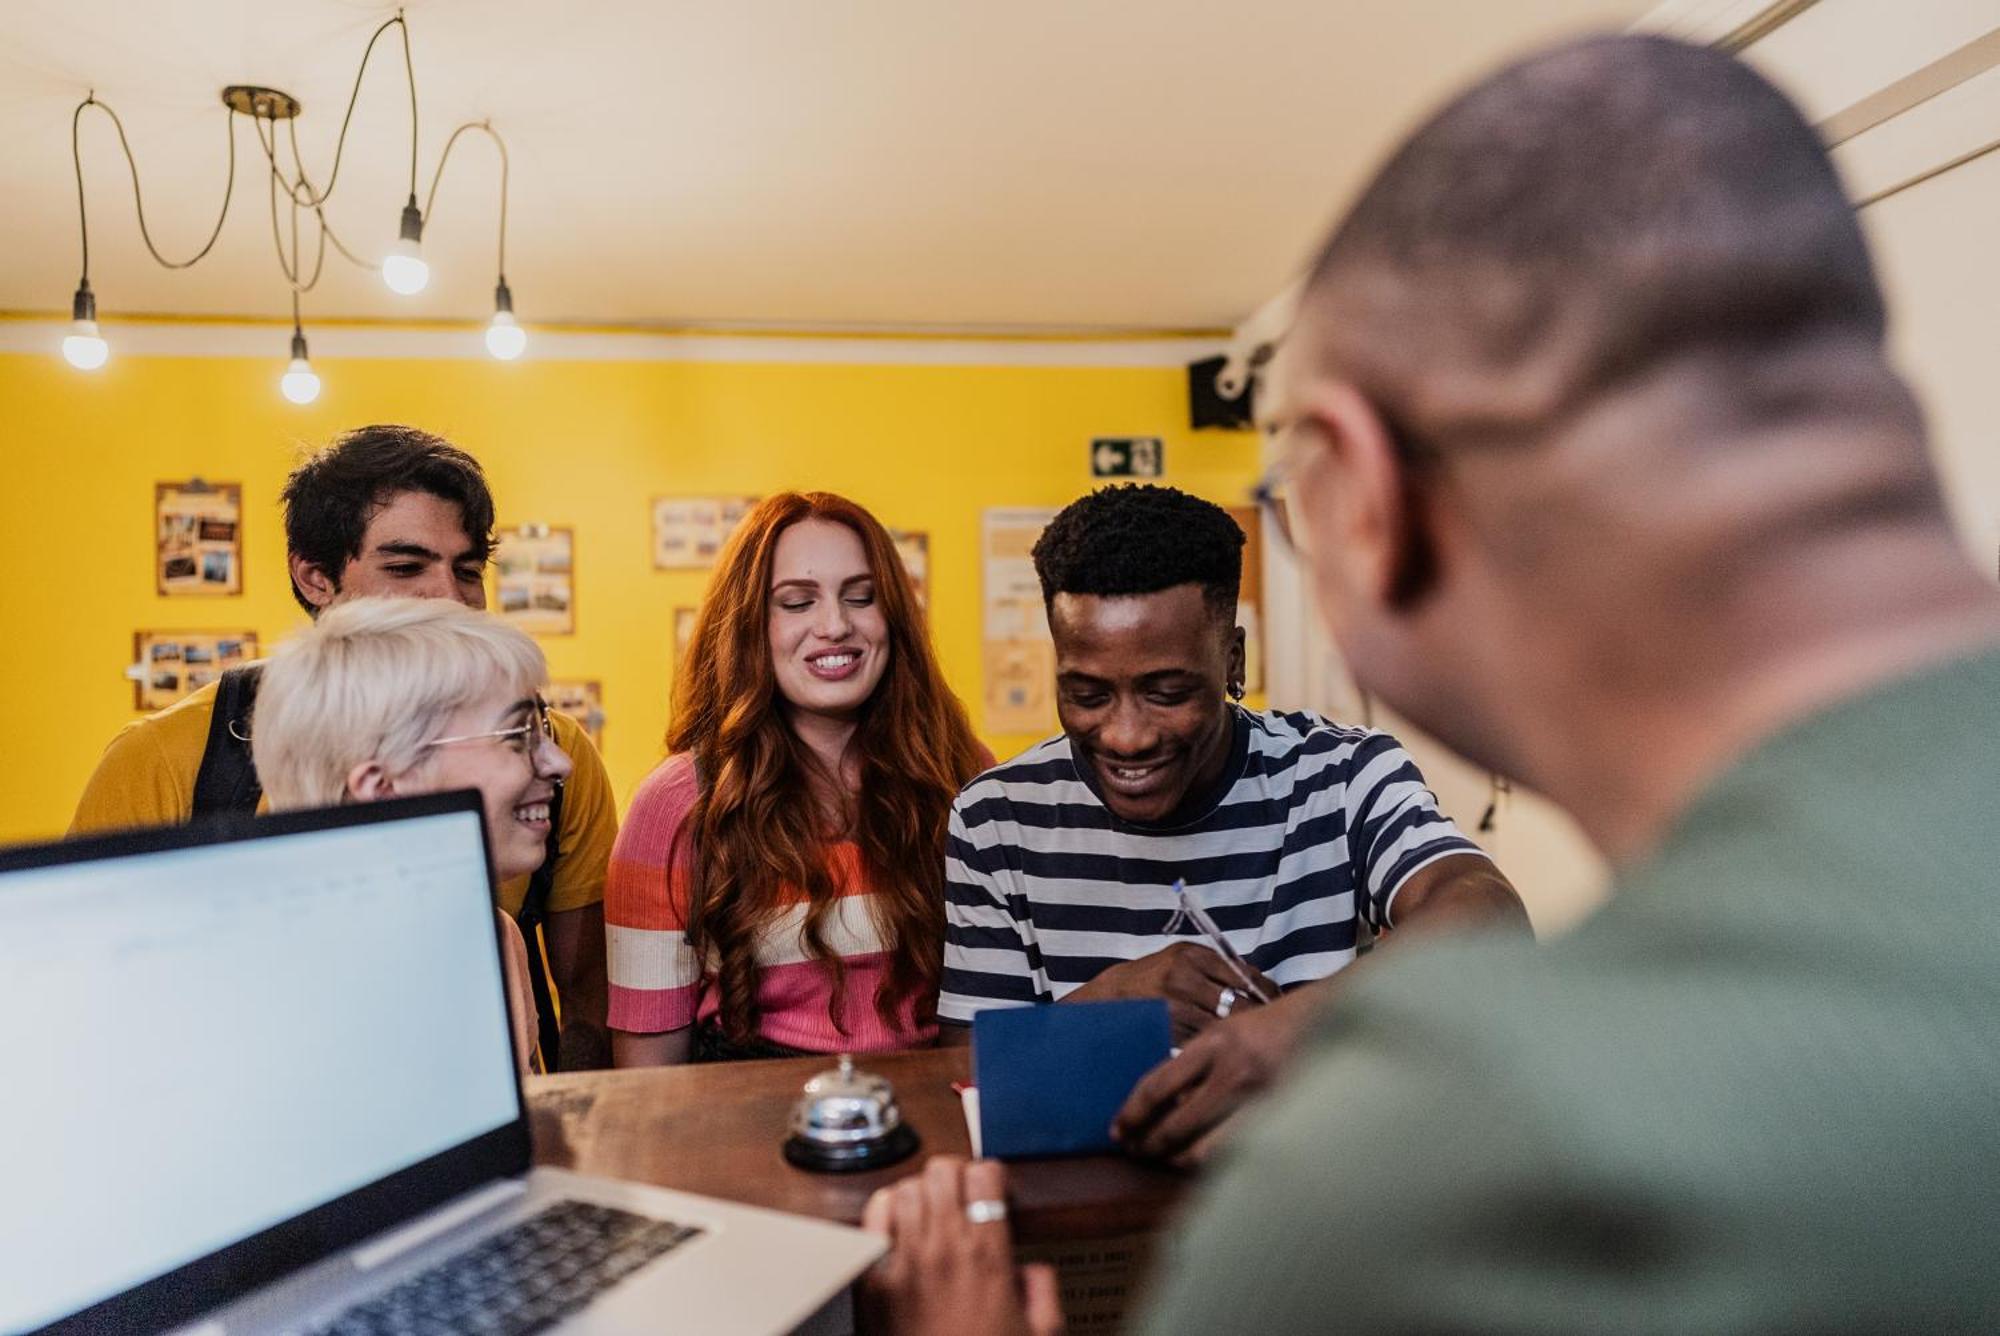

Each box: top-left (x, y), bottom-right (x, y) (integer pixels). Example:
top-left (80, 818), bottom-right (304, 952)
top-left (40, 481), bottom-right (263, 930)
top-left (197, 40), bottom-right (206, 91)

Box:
top-left (0, 792), bottom-right (883, 1335)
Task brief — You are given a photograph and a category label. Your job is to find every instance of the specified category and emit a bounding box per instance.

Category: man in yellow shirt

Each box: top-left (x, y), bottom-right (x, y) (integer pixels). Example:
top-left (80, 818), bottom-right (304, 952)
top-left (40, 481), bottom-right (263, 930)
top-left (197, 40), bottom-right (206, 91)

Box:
top-left (71, 424), bottom-right (615, 1069)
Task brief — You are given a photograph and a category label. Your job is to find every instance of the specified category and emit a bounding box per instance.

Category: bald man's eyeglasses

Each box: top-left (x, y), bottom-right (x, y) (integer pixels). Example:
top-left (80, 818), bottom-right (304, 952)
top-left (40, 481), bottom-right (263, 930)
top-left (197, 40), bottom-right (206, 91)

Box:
top-left (1250, 407), bottom-right (1441, 557)
top-left (1250, 421), bottom-right (1314, 555)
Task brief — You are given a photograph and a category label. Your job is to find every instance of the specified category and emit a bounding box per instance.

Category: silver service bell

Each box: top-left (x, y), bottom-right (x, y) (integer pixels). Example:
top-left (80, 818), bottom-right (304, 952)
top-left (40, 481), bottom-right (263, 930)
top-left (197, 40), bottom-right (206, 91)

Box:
top-left (783, 1054), bottom-right (921, 1173)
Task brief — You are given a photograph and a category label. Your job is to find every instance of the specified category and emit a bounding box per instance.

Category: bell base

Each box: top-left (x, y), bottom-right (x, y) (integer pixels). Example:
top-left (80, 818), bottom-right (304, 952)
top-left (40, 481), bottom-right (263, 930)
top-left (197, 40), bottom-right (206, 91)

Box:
top-left (784, 1124), bottom-right (920, 1174)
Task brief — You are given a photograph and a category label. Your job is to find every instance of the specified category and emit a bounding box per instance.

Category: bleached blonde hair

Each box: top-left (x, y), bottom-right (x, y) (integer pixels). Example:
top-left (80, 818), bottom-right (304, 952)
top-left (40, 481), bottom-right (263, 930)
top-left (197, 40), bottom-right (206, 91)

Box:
top-left (252, 597), bottom-right (548, 810)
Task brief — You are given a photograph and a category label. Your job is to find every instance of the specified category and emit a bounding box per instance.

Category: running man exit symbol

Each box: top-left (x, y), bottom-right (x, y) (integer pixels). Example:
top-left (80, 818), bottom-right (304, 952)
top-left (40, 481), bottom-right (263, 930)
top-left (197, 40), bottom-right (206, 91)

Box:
top-left (1091, 437), bottom-right (1164, 478)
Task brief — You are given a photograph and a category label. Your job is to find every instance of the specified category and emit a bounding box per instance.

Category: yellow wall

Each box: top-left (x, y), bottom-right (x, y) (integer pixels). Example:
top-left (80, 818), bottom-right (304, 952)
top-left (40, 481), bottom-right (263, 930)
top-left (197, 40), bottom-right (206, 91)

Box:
top-left (0, 345), bottom-right (1259, 845)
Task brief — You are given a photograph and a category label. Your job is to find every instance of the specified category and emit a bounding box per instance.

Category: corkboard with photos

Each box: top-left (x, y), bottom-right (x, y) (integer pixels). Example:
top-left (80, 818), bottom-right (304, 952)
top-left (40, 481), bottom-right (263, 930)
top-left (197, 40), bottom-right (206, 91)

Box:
top-left (133, 630), bottom-right (259, 711)
top-left (546, 680), bottom-right (605, 748)
top-left (491, 525), bottom-right (575, 636)
top-left (652, 496), bottom-right (757, 570)
top-left (156, 481), bottom-right (243, 596)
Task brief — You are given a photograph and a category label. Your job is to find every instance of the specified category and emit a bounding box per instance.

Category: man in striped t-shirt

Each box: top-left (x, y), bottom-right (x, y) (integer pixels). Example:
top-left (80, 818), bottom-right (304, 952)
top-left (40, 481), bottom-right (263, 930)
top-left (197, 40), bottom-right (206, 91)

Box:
top-left (940, 485), bottom-right (1527, 1158)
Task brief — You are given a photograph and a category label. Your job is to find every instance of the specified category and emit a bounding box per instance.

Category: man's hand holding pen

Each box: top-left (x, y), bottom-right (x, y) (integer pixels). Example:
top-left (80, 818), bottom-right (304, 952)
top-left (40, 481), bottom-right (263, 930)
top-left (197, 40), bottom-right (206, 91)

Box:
top-left (1062, 941), bottom-right (1280, 1043)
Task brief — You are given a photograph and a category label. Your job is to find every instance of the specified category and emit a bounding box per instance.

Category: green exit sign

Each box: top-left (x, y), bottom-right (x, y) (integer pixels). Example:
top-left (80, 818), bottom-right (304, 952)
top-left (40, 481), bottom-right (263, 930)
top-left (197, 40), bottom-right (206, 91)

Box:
top-left (1091, 437), bottom-right (1164, 478)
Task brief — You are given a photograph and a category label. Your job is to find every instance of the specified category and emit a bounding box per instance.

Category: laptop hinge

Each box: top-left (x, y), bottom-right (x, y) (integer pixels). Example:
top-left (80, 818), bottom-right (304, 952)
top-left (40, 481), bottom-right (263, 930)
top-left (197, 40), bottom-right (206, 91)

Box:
top-left (351, 1179), bottom-right (529, 1271)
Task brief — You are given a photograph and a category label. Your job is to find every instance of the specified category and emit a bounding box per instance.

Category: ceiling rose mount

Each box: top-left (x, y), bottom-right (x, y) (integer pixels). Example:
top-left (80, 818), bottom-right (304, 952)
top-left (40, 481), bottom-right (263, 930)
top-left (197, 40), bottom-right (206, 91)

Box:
top-left (220, 85), bottom-right (301, 120)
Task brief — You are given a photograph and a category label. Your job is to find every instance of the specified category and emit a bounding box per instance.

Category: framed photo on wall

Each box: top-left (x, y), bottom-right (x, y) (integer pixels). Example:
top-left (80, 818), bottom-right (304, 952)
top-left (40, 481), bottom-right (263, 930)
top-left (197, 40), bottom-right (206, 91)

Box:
top-left (891, 529), bottom-right (930, 605)
top-left (490, 525), bottom-right (575, 636)
top-left (652, 496), bottom-right (757, 570)
top-left (132, 630), bottom-right (258, 711)
top-left (156, 481), bottom-right (243, 596)
top-left (546, 679), bottom-right (605, 749)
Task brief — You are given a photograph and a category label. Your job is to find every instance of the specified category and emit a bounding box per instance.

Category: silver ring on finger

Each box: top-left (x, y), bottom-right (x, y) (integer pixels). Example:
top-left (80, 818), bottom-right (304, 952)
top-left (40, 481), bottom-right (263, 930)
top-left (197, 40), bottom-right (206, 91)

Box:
top-left (964, 1198), bottom-right (1009, 1225)
top-left (1215, 986), bottom-right (1239, 1019)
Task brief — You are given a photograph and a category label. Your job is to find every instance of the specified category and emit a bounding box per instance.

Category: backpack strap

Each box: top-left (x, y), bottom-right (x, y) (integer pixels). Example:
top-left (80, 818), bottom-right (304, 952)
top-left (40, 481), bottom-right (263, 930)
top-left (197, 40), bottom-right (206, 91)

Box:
top-left (514, 780), bottom-right (566, 1069)
top-left (192, 664), bottom-right (266, 817)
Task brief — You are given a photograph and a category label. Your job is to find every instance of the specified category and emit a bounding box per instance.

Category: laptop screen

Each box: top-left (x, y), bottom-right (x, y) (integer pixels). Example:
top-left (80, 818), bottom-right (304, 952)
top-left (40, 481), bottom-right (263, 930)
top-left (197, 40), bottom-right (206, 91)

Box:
top-left (0, 802), bottom-right (522, 1334)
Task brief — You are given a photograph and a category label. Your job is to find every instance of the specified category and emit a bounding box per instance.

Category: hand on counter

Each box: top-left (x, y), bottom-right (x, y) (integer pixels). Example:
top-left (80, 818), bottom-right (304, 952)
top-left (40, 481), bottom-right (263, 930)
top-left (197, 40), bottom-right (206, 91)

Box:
top-left (1062, 941), bottom-right (1278, 1043)
top-left (1112, 984), bottom-right (1319, 1166)
top-left (860, 1157), bottom-right (1063, 1336)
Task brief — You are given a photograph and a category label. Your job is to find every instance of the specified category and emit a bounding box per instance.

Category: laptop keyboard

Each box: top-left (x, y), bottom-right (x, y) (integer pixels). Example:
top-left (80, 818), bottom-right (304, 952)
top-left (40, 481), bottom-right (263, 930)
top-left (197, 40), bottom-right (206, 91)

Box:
top-left (307, 1199), bottom-right (703, 1336)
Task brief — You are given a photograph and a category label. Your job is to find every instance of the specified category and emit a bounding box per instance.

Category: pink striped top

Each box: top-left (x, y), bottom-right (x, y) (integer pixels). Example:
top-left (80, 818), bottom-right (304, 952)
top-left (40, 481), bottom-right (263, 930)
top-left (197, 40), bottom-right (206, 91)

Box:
top-left (605, 754), bottom-right (935, 1053)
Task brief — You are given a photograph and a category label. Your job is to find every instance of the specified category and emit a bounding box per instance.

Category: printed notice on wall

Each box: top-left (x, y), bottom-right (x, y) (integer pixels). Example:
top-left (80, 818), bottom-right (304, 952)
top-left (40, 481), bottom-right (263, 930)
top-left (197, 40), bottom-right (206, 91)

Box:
top-left (652, 496), bottom-right (757, 570)
top-left (982, 508), bottom-right (1058, 735)
top-left (156, 481), bottom-right (243, 596)
top-left (491, 525), bottom-right (575, 636)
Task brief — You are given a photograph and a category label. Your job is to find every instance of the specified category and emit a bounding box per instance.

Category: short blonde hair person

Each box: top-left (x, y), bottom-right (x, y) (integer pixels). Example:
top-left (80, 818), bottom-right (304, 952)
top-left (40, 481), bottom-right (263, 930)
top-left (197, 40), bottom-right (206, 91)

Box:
top-left (252, 596), bottom-right (548, 810)
top-left (252, 596), bottom-right (553, 1072)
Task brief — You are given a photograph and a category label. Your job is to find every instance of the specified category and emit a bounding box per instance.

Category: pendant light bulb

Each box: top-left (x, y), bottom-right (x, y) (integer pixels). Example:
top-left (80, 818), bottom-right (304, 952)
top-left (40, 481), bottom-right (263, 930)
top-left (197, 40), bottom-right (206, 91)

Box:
top-left (485, 280), bottom-right (526, 360)
top-left (280, 330), bottom-right (321, 405)
top-left (62, 281), bottom-right (109, 370)
top-left (63, 320), bottom-right (109, 371)
top-left (382, 199), bottom-right (429, 295)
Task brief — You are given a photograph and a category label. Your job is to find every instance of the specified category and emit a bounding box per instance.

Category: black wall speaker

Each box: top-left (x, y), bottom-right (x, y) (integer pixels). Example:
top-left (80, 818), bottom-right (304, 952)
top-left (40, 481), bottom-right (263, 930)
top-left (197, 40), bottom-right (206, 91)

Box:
top-left (1188, 354), bottom-right (1256, 430)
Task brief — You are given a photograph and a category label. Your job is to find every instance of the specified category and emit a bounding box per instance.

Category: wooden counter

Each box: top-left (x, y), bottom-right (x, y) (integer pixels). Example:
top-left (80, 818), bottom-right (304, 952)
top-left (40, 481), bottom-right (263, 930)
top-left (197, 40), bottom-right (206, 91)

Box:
top-left (526, 1046), bottom-right (1187, 1244)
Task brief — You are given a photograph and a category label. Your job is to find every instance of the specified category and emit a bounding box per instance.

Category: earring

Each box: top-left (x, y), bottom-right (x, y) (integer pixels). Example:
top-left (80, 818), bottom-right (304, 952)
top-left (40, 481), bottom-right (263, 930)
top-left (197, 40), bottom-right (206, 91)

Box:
top-left (1228, 680), bottom-right (1246, 703)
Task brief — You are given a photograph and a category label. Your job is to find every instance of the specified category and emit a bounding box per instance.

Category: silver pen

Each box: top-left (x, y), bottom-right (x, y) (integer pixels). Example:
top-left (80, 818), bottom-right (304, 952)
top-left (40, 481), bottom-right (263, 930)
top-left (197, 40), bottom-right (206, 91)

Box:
top-left (1162, 878), bottom-right (1276, 1005)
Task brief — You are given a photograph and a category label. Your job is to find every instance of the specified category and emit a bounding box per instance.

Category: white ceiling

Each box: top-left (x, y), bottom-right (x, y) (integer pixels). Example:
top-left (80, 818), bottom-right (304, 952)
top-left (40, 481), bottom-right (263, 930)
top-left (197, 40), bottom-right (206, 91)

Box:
top-left (0, 0), bottom-right (1649, 333)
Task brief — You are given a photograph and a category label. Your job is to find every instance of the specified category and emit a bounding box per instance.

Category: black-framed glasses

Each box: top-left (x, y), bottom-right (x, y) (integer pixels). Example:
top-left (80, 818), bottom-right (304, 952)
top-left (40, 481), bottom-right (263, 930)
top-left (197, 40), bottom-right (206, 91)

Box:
top-left (1250, 421), bottom-right (1314, 555)
top-left (420, 694), bottom-right (556, 761)
top-left (1249, 403), bottom-right (1441, 556)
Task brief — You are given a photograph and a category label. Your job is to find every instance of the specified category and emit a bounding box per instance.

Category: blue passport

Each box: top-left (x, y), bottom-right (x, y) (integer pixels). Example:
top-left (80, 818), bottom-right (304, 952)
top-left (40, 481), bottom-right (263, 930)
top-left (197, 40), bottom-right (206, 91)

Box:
top-left (972, 1000), bottom-right (1173, 1159)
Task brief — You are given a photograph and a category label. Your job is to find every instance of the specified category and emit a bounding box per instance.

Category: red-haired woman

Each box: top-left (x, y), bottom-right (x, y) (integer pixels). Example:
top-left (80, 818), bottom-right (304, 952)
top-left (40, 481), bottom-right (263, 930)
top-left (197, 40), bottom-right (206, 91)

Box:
top-left (607, 493), bottom-right (990, 1063)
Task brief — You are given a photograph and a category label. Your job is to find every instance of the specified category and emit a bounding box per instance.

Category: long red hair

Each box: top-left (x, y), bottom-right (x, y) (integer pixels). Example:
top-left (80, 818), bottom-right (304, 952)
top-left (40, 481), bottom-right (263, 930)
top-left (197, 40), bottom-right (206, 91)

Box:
top-left (667, 492), bottom-right (986, 1044)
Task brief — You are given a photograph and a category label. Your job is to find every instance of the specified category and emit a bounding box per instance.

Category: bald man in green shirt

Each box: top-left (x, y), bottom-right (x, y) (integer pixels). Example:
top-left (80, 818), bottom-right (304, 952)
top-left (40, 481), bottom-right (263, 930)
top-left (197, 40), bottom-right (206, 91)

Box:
top-left (860, 33), bottom-right (2000, 1335)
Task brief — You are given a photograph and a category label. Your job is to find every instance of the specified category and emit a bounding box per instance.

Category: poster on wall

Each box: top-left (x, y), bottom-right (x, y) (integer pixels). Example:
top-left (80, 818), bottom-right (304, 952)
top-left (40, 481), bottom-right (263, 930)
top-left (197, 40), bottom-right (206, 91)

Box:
top-left (546, 679), bottom-right (605, 749)
top-left (491, 525), bottom-right (575, 636)
top-left (156, 481), bottom-right (243, 596)
top-left (131, 630), bottom-right (259, 711)
top-left (1226, 506), bottom-right (1266, 696)
top-left (891, 529), bottom-right (930, 605)
top-left (981, 508), bottom-right (1059, 735)
top-left (652, 496), bottom-right (757, 570)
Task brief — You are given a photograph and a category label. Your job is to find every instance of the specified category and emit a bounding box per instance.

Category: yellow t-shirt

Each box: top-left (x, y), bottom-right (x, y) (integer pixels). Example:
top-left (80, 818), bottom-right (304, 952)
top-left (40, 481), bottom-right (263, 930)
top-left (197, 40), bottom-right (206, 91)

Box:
top-left (69, 677), bottom-right (618, 917)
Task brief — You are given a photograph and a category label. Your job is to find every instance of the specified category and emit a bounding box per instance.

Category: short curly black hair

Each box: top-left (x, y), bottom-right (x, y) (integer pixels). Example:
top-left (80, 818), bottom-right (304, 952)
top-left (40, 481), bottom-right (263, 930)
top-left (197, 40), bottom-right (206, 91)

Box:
top-left (1032, 484), bottom-right (1244, 616)
top-left (281, 425), bottom-right (496, 614)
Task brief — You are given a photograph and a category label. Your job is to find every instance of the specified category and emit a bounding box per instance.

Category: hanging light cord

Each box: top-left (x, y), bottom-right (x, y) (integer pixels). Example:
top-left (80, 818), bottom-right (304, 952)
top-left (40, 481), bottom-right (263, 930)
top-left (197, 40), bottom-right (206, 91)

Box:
top-left (67, 10), bottom-right (412, 287)
top-left (252, 111), bottom-right (351, 291)
top-left (245, 10), bottom-right (411, 290)
top-left (273, 11), bottom-right (416, 210)
top-left (285, 116), bottom-right (379, 271)
top-left (399, 12), bottom-right (420, 199)
top-left (71, 94), bottom-right (239, 277)
top-left (67, 6), bottom-right (475, 343)
top-left (424, 120), bottom-right (511, 278)
top-left (256, 114), bottom-right (327, 291)
top-left (244, 106), bottom-right (378, 281)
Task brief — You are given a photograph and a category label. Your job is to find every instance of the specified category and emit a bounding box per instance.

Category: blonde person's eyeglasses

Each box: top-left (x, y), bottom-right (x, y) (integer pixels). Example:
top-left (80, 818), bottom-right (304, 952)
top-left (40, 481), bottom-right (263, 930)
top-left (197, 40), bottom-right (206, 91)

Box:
top-left (420, 695), bottom-right (556, 762)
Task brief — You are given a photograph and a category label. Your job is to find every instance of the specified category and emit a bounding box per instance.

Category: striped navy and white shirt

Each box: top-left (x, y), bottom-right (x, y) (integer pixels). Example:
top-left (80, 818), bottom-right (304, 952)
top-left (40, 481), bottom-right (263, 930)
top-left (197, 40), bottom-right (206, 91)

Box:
top-left (939, 707), bottom-right (1487, 1022)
